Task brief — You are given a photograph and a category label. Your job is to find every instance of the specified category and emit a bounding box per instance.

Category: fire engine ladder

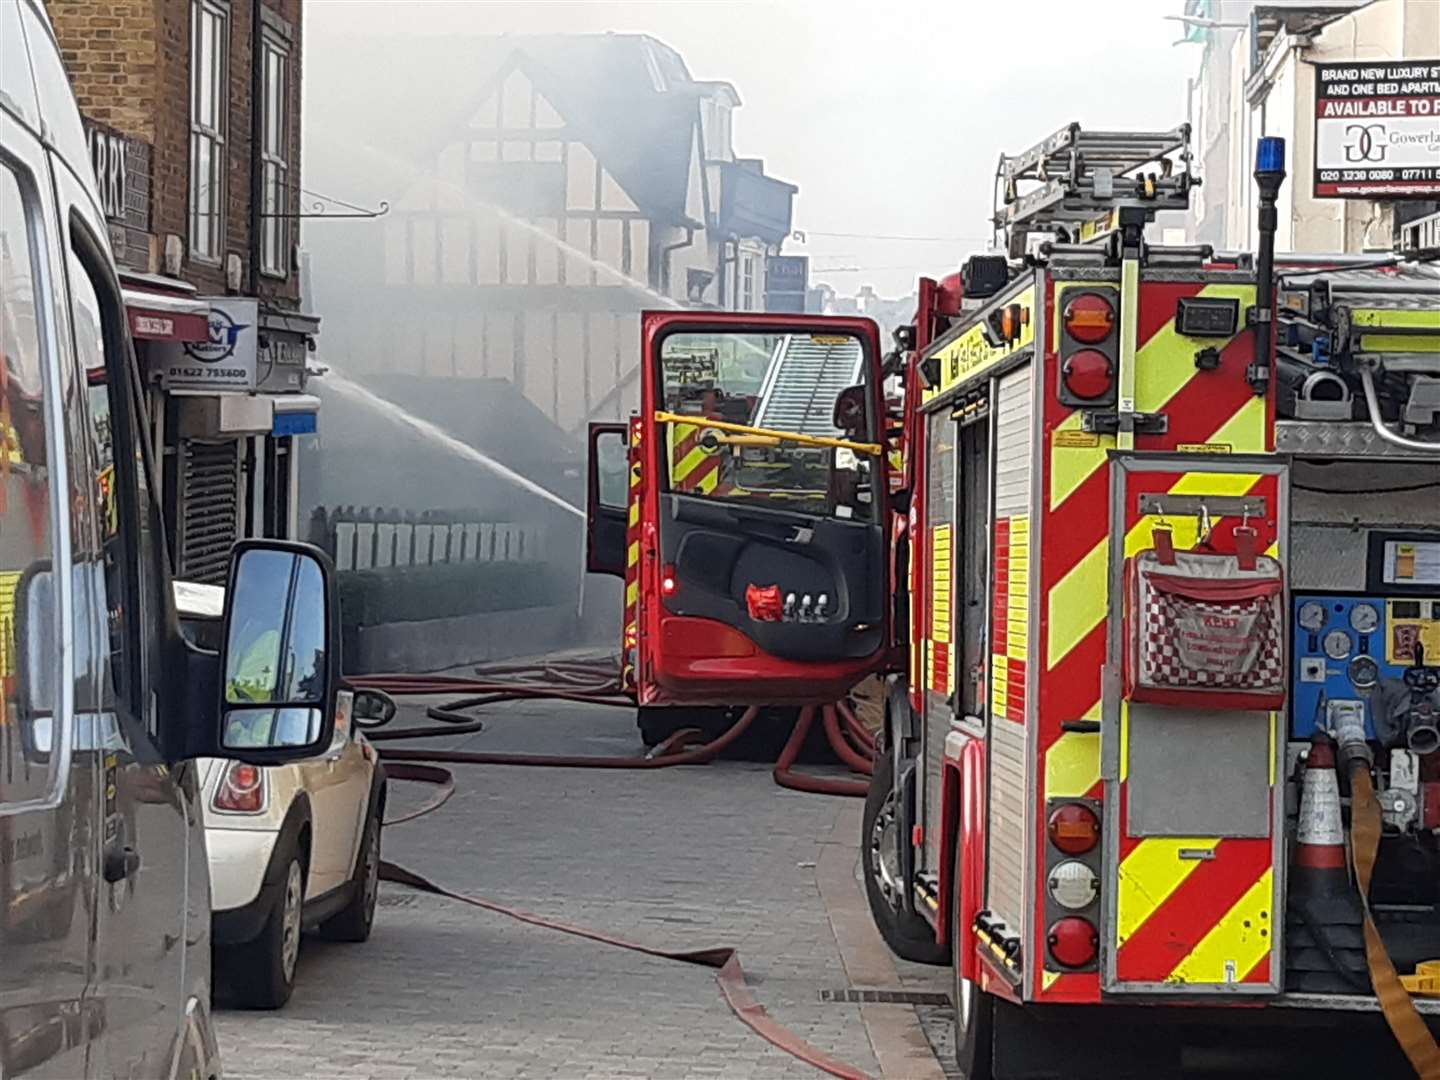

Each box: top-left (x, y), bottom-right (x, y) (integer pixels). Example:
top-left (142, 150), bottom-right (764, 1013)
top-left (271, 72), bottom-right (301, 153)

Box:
top-left (753, 334), bottom-right (864, 437)
top-left (993, 122), bottom-right (1196, 245)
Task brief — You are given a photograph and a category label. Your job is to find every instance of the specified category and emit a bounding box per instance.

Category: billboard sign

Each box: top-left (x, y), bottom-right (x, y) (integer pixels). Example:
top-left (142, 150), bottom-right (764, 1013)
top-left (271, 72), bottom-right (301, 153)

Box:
top-left (1313, 60), bottom-right (1440, 198)
top-left (765, 255), bottom-right (809, 313)
top-left (160, 298), bottom-right (258, 391)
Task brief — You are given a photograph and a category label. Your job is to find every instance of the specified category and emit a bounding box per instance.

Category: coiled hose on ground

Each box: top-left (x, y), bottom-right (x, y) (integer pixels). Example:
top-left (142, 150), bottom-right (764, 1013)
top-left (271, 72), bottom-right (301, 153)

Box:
top-left (345, 656), bottom-right (881, 1080)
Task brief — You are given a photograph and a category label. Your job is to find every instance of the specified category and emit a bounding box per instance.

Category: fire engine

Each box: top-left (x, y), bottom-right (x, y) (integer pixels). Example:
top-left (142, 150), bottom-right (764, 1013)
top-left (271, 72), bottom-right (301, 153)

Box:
top-left (580, 117), bottom-right (1440, 1077)
top-left (855, 123), bottom-right (1440, 1078)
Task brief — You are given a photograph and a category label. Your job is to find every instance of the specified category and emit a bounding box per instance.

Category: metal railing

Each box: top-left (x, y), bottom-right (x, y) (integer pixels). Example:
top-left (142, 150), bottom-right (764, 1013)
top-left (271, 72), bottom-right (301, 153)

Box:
top-left (310, 506), bottom-right (545, 572)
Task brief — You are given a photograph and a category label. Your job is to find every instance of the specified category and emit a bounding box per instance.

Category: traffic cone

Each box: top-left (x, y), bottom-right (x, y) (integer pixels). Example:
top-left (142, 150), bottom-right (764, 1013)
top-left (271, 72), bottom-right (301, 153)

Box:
top-left (1286, 733), bottom-right (1368, 993)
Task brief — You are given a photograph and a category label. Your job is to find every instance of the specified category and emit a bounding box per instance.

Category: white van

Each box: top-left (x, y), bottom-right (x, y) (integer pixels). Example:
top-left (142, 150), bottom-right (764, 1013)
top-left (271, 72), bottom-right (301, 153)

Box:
top-left (1, 3), bottom-right (350, 1075)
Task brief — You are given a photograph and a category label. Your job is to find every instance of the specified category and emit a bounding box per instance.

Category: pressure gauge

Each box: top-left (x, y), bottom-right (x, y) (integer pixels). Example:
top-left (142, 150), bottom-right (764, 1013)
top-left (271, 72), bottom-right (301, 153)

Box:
top-left (1349, 655), bottom-right (1380, 690)
top-left (1349, 603), bottom-right (1380, 634)
top-left (1298, 601), bottom-right (1328, 632)
top-left (1323, 628), bottom-right (1353, 660)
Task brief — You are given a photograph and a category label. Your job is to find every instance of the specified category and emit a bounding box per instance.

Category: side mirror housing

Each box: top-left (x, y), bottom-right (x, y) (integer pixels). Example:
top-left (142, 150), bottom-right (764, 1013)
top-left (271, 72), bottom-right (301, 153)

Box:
top-left (832, 384), bottom-right (867, 434)
top-left (211, 540), bottom-right (340, 764)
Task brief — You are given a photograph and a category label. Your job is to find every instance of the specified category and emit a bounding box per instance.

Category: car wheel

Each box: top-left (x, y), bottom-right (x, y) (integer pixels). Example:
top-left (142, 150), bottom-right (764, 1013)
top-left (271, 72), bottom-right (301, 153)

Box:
top-left (220, 851), bottom-right (304, 1009)
top-left (862, 749), bottom-right (949, 965)
top-left (953, 827), bottom-right (994, 1079)
top-left (317, 806), bottom-right (380, 943)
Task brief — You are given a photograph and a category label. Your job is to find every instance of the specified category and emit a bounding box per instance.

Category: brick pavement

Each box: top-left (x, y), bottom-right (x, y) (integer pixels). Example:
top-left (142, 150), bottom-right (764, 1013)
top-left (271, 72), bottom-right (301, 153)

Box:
top-left (215, 697), bottom-right (952, 1079)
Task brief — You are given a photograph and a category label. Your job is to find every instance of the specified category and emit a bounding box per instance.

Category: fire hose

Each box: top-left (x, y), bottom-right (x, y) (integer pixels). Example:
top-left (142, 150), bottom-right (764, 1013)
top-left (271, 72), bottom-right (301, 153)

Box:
top-left (346, 657), bottom-right (878, 1078)
top-left (1349, 763), bottom-right (1440, 1078)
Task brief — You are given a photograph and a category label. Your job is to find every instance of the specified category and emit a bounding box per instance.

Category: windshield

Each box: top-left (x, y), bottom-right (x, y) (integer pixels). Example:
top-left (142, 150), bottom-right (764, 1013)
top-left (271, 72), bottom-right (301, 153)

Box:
top-left (657, 330), bottom-right (875, 520)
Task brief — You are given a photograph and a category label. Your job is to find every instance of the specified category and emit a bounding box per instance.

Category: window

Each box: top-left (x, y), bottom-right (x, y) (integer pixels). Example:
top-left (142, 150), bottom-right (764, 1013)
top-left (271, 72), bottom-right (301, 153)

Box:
top-left (260, 30), bottom-right (290, 276)
top-left (0, 160), bottom-right (62, 810)
top-left (189, 0), bottom-right (229, 261)
top-left (740, 253), bottom-right (757, 311)
top-left (658, 330), bottom-right (873, 519)
top-left (68, 219), bottom-right (164, 735)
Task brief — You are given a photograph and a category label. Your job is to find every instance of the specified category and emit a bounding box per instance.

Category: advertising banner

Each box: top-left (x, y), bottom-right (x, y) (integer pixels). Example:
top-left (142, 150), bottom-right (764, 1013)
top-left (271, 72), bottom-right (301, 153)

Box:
top-left (1313, 60), bottom-right (1440, 198)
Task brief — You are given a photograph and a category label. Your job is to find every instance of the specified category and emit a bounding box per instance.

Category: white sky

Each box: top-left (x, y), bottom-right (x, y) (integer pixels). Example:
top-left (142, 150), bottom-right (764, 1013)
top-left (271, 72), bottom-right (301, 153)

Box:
top-left (305, 0), bottom-right (1199, 296)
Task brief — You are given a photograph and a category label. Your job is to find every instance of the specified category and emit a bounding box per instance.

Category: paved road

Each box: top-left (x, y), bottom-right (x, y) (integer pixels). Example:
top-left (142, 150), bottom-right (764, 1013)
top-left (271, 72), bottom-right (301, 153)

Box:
top-left (215, 695), bottom-right (952, 1079)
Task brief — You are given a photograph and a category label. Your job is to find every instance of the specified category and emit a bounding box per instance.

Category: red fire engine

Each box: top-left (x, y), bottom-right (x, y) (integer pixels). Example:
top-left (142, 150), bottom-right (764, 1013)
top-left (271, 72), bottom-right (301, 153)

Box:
top-left (856, 123), bottom-right (1440, 1078)
top-left (581, 119), bottom-right (1440, 1078)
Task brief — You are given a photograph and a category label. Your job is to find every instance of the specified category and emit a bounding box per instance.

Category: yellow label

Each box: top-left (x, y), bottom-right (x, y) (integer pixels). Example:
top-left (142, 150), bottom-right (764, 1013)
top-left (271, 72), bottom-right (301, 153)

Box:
top-left (1177, 442), bottom-right (1233, 454)
top-left (1054, 430), bottom-right (1101, 448)
top-left (810, 334), bottom-right (851, 345)
top-left (923, 286), bottom-right (1036, 401)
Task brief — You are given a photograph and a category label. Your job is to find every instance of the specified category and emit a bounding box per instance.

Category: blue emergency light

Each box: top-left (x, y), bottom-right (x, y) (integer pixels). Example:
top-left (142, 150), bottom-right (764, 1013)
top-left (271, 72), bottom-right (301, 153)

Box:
top-left (1255, 136), bottom-right (1286, 178)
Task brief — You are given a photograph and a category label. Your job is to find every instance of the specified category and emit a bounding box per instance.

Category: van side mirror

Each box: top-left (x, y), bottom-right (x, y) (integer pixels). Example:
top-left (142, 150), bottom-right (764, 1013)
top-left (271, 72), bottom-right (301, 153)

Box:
top-left (217, 541), bottom-right (339, 761)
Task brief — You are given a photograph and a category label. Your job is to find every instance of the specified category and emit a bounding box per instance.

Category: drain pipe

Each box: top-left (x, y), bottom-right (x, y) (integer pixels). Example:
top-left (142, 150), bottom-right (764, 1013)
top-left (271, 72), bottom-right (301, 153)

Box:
top-left (660, 224), bottom-right (698, 303)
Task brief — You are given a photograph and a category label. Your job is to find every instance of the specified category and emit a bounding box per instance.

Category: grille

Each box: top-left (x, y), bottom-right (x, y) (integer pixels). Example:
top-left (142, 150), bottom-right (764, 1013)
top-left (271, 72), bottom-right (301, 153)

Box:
top-left (178, 439), bottom-right (240, 585)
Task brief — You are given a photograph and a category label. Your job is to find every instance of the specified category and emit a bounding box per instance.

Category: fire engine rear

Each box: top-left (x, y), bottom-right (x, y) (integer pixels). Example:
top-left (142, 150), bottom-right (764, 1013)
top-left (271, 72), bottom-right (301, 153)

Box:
top-left (861, 123), bottom-right (1440, 1078)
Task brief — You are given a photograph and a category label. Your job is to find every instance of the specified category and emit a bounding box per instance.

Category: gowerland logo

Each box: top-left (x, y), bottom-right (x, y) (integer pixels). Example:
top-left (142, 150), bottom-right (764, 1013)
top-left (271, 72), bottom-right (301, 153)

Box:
top-left (183, 309), bottom-right (249, 363)
top-left (1344, 123), bottom-right (1387, 163)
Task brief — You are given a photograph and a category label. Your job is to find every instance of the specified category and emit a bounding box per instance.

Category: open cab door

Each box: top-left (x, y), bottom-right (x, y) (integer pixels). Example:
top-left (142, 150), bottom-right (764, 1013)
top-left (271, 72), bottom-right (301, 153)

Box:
top-left (632, 311), bottom-right (890, 706)
top-left (586, 422), bottom-right (629, 576)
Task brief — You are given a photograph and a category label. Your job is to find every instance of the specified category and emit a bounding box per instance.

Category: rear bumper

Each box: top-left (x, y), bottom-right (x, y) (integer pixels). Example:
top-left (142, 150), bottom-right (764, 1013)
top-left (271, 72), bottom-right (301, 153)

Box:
top-left (208, 829), bottom-right (281, 946)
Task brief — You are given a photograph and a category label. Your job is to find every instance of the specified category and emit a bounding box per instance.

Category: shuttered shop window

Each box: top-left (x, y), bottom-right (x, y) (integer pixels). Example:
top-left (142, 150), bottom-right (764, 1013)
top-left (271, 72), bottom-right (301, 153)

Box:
top-left (178, 439), bottom-right (239, 584)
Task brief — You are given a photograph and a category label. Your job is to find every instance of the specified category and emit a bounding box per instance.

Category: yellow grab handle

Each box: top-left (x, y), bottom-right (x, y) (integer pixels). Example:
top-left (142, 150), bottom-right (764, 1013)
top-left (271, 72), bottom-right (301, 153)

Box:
top-left (653, 411), bottom-right (883, 457)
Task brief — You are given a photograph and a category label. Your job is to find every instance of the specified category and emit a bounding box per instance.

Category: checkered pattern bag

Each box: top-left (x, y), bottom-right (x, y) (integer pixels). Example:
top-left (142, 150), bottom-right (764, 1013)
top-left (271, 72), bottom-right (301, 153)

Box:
top-left (1126, 547), bottom-right (1286, 710)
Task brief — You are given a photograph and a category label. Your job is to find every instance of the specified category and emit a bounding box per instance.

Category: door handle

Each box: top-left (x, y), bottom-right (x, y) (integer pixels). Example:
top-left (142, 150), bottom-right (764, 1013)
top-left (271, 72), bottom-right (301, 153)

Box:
top-left (103, 844), bottom-right (141, 883)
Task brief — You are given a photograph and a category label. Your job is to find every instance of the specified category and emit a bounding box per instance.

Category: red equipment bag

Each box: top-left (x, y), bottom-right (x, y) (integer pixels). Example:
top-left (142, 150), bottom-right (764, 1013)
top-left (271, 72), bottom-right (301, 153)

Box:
top-left (1124, 528), bottom-right (1286, 710)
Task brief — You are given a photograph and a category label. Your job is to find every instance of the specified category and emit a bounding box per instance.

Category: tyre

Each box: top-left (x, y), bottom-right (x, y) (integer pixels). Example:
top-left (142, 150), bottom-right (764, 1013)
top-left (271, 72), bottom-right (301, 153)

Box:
top-left (220, 851), bottom-right (305, 1009)
top-left (953, 828), bottom-right (994, 1079)
top-left (861, 748), bottom-right (949, 965)
top-left (318, 805), bottom-right (381, 943)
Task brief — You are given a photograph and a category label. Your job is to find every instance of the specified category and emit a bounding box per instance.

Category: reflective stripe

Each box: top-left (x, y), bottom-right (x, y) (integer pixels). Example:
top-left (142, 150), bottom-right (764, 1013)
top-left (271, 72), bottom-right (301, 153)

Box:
top-left (1043, 730), bottom-right (1101, 799)
top-left (1115, 837), bottom-right (1221, 947)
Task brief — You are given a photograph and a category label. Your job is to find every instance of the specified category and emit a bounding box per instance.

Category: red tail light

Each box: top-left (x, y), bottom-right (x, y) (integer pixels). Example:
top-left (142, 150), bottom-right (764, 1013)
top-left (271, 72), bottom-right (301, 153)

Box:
top-left (660, 566), bottom-right (679, 598)
top-left (1061, 350), bottom-right (1114, 401)
top-left (1063, 293), bottom-right (1115, 344)
top-left (1048, 803), bottom-right (1100, 855)
top-left (214, 762), bottom-right (266, 813)
top-left (1048, 916), bottom-right (1099, 968)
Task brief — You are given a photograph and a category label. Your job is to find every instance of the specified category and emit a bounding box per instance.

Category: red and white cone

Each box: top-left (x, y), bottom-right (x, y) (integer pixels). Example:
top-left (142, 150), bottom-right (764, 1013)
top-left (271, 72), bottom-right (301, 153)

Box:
top-left (1294, 734), bottom-right (1347, 886)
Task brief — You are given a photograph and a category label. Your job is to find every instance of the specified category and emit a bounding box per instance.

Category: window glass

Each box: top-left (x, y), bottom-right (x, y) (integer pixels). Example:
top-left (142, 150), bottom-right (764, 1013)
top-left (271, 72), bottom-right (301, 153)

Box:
top-left (593, 430), bottom-right (627, 510)
top-left (189, 0), bottom-right (228, 260)
top-left (0, 162), bottom-right (61, 808)
top-left (260, 33), bottom-right (289, 276)
top-left (658, 330), bottom-right (873, 519)
top-left (68, 223), bottom-right (163, 734)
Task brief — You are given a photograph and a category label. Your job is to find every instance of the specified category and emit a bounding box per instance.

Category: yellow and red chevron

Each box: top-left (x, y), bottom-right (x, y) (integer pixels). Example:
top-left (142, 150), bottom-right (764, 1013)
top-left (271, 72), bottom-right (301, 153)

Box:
top-left (927, 524), bottom-right (952, 698)
top-left (1033, 276), bottom-right (1275, 1002)
top-left (990, 515), bottom-right (1028, 723)
top-left (621, 418), bottom-right (644, 692)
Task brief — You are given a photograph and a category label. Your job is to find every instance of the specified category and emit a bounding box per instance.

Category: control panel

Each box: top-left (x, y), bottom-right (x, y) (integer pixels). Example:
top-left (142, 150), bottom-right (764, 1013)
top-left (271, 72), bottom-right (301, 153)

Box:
top-left (1291, 593), bottom-right (1440, 740)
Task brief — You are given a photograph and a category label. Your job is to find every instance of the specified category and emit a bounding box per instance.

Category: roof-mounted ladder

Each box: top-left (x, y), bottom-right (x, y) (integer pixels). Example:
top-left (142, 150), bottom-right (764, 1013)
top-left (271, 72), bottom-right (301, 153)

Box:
top-left (993, 122), bottom-right (1197, 248)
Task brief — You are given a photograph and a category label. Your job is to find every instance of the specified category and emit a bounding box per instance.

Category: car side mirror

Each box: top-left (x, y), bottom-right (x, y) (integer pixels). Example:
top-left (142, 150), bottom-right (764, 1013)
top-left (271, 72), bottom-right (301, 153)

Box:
top-left (352, 688), bottom-right (398, 730)
top-left (217, 541), bottom-right (339, 762)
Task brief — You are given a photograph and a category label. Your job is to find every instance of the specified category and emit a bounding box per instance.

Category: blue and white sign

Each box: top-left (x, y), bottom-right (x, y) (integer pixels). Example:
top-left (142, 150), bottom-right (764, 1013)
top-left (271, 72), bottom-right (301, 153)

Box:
top-left (161, 298), bottom-right (258, 390)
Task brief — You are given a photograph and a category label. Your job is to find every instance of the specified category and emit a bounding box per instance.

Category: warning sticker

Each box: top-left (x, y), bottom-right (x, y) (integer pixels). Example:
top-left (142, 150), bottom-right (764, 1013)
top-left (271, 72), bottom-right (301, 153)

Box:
top-left (1177, 442), bottom-right (1233, 454)
top-left (1054, 430), bottom-right (1100, 448)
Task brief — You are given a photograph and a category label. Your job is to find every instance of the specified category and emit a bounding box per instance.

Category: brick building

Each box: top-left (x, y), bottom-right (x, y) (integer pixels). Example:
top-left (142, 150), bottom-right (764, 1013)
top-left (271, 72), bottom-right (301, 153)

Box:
top-left (50, 0), bottom-right (322, 583)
